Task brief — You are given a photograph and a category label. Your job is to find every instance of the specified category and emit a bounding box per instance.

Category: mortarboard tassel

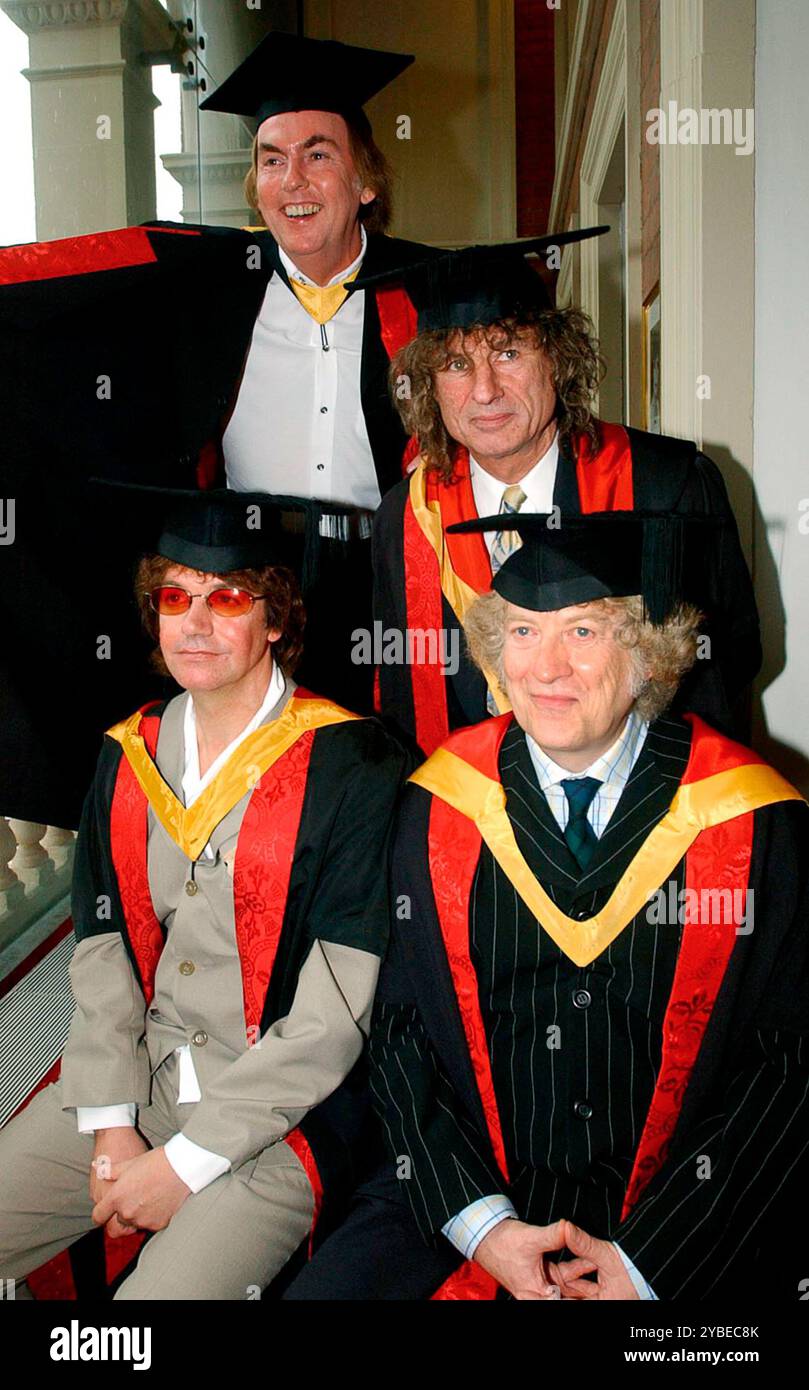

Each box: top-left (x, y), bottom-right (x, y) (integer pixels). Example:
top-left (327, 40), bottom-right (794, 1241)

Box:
top-left (641, 514), bottom-right (684, 626)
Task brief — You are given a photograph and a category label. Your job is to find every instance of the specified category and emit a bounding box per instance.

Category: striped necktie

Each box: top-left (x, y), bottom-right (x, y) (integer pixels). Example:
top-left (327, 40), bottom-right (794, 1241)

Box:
top-left (560, 776), bottom-right (602, 872)
top-left (486, 484), bottom-right (527, 715)
top-left (490, 484), bottom-right (527, 574)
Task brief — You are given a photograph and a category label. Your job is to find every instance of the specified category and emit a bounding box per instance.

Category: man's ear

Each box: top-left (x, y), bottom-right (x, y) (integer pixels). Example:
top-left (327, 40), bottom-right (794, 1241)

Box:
top-left (359, 185), bottom-right (377, 206)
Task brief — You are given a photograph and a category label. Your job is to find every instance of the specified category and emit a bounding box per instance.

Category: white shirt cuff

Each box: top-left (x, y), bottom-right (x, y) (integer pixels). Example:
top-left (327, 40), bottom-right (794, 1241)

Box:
top-left (163, 1132), bottom-right (231, 1194)
top-left (76, 1104), bottom-right (136, 1134)
top-left (614, 1241), bottom-right (658, 1299)
top-left (442, 1195), bottom-right (518, 1259)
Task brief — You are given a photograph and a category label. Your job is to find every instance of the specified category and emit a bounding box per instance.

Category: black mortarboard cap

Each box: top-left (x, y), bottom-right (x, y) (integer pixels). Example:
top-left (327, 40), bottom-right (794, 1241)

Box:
top-left (448, 511), bottom-right (721, 625)
top-left (349, 228), bottom-right (609, 331)
top-left (88, 483), bottom-right (358, 595)
top-left (199, 31), bottom-right (413, 125)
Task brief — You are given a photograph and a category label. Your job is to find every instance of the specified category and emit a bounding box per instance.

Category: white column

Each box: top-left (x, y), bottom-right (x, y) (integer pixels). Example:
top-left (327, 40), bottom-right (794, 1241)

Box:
top-left (658, 0), bottom-right (703, 445)
top-left (577, 0), bottom-right (627, 420)
top-left (658, 0), bottom-right (755, 559)
top-left (1, 0), bottom-right (176, 238)
top-left (161, 150), bottom-right (252, 227)
top-left (623, 0), bottom-right (644, 428)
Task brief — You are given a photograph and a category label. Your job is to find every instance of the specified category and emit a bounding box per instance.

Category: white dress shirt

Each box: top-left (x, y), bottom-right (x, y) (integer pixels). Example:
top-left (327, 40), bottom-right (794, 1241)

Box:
top-left (77, 663), bottom-right (288, 1195)
top-left (526, 708), bottom-right (649, 840)
top-left (469, 435), bottom-right (559, 551)
top-left (223, 225), bottom-right (380, 510)
top-left (441, 710), bottom-right (659, 1298)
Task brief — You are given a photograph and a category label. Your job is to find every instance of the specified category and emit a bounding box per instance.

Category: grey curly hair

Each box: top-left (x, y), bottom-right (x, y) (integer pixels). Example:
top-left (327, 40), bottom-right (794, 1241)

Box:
top-left (463, 592), bottom-right (703, 723)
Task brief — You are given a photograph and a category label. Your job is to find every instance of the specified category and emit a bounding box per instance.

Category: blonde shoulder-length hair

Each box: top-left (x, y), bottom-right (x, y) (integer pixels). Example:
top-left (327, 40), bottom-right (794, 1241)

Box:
top-left (463, 592), bottom-right (703, 724)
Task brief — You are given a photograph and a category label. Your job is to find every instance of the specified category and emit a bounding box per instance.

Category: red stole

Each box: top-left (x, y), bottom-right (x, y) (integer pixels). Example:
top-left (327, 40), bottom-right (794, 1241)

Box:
top-left (375, 284), bottom-right (418, 363)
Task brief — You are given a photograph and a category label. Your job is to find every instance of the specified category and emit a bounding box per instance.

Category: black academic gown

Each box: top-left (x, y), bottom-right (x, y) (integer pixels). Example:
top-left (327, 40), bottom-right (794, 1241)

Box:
top-left (66, 694), bottom-right (409, 1241)
top-left (372, 427), bottom-right (762, 754)
top-left (285, 714), bottom-right (809, 1301)
top-left (0, 222), bottom-right (434, 827)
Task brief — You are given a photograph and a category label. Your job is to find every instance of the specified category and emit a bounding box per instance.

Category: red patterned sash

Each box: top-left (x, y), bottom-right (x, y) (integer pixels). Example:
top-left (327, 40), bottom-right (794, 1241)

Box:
top-left (108, 707), bottom-right (164, 1003)
top-left (375, 284), bottom-right (418, 363)
top-left (405, 450), bottom-right (490, 754)
top-left (576, 421), bottom-right (634, 511)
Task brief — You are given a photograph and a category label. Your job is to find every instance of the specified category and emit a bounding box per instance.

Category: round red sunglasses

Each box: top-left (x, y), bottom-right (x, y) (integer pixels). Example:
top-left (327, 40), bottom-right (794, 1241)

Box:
top-left (146, 585), bottom-right (266, 618)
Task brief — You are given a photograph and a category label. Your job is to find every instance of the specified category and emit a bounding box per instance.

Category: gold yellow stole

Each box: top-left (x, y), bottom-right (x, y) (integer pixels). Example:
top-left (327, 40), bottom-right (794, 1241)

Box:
top-left (107, 696), bottom-right (359, 862)
top-left (288, 267), bottom-right (360, 325)
top-left (408, 462), bottom-right (510, 714)
top-left (410, 749), bottom-right (802, 967)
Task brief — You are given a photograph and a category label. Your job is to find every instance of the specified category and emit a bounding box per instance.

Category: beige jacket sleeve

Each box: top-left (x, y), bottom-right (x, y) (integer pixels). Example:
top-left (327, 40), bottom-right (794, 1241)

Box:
top-left (178, 938), bottom-right (380, 1169)
top-left (59, 932), bottom-right (150, 1111)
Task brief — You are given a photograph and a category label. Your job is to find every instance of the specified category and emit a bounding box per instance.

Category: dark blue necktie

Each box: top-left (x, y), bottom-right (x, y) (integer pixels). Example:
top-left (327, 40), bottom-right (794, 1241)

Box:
top-left (560, 777), bottom-right (602, 872)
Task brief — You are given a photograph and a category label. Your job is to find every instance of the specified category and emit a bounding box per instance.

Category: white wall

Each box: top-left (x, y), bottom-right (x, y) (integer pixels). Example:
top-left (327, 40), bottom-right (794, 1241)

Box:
top-left (753, 0), bottom-right (809, 792)
top-left (305, 0), bottom-right (517, 245)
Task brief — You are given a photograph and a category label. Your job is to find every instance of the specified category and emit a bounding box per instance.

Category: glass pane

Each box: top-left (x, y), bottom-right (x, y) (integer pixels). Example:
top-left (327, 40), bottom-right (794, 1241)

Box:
top-left (0, 8), bottom-right (35, 245)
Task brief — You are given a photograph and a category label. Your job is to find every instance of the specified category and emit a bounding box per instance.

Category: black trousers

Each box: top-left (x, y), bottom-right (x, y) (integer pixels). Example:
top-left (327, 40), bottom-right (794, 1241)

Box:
top-left (282, 1168), bottom-right (459, 1301)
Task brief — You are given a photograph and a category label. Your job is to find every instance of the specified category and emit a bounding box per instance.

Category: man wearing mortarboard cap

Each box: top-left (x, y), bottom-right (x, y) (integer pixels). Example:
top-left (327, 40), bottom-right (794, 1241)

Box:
top-left (202, 32), bottom-right (444, 713)
top-left (285, 511), bottom-right (809, 1301)
top-left (0, 487), bottom-right (409, 1300)
top-left (359, 237), bottom-right (761, 757)
top-left (0, 30), bottom-right (438, 830)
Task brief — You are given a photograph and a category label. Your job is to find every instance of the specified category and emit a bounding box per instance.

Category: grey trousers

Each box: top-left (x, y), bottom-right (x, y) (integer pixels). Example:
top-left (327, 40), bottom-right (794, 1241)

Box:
top-left (0, 1061), bottom-right (314, 1300)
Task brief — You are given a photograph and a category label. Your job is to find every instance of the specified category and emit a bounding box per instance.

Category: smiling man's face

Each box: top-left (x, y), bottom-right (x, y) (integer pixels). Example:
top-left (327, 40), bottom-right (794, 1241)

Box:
top-left (502, 600), bottom-right (644, 771)
top-left (255, 110), bottom-right (376, 284)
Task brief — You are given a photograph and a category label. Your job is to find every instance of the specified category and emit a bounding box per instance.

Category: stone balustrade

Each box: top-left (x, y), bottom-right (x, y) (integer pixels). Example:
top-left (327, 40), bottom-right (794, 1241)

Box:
top-left (0, 818), bottom-right (76, 947)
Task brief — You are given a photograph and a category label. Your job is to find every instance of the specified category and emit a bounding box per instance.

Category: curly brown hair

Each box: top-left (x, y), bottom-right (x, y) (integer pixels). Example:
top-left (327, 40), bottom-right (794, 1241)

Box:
top-left (135, 555), bottom-right (306, 679)
top-left (390, 308), bottom-right (605, 481)
top-left (463, 592), bottom-right (704, 724)
top-left (244, 111), bottom-right (394, 235)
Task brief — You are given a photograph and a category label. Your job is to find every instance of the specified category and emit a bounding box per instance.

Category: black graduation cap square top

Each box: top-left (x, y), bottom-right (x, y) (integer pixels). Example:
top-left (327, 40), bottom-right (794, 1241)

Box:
top-left (350, 228), bottom-right (609, 332)
top-left (448, 511), bottom-right (722, 625)
top-left (89, 482), bottom-right (358, 593)
top-left (200, 31), bottom-right (414, 124)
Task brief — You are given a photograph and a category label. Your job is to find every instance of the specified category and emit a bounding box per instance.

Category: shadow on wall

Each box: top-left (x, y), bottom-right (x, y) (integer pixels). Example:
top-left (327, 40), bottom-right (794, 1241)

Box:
top-left (705, 438), bottom-right (809, 795)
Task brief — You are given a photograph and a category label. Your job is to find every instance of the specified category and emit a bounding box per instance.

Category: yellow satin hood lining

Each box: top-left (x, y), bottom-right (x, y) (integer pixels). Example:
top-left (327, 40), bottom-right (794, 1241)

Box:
top-left (410, 750), bottom-right (803, 968)
top-left (408, 463), bottom-right (511, 715)
top-left (107, 696), bottom-right (360, 862)
top-left (288, 266), bottom-right (360, 325)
